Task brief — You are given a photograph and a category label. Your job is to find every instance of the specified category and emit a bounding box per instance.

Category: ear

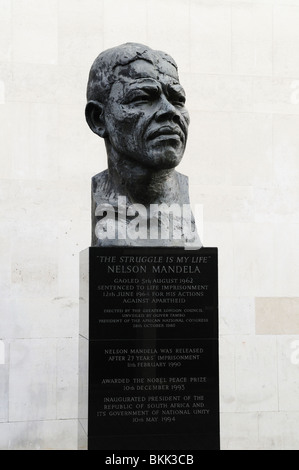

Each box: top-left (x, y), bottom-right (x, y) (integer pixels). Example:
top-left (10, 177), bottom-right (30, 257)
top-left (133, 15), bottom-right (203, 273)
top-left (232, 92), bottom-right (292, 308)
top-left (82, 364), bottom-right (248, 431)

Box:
top-left (85, 100), bottom-right (107, 138)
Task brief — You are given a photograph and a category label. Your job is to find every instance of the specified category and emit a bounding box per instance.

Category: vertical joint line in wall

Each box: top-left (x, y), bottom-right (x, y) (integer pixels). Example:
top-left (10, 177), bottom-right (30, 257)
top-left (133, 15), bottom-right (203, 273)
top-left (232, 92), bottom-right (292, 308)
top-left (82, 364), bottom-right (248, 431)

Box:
top-left (275, 335), bottom-right (280, 412)
top-left (145, 0), bottom-right (149, 45)
top-left (188, 0), bottom-right (191, 75)
top-left (271, 110), bottom-right (274, 189)
top-left (257, 410), bottom-right (262, 450)
top-left (271, 4), bottom-right (274, 77)
top-left (271, 5), bottom-right (274, 187)
top-left (233, 337), bottom-right (237, 410)
top-left (55, 338), bottom-right (58, 420)
top-left (230, 1), bottom-right (233, 74)
top-left (7, 341), bottom-right (11, 423)
top-left (103, 0), bottom-right (105, 50)
top-left (11, 0), bottom-right (14, 65)
top-left (56, 0), bottom-right (59, 65)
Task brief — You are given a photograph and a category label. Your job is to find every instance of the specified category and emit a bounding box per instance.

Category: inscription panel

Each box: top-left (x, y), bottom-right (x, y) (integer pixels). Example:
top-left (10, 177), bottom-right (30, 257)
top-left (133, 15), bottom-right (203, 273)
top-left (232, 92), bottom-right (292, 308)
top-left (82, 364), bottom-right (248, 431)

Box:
top-left (88, 248), bottom-right (218, 340)
top-left (89, 338), bottom-right (218, 437)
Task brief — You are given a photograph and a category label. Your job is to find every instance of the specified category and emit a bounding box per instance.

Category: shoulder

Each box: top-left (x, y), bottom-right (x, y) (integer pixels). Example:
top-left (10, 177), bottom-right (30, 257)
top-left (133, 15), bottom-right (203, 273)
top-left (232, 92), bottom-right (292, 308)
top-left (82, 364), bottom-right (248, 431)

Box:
top-left (175, 171), bottom-right (189, 189)
top-left (175, 171), bottom-right (191, 204)
top-left (176, 171), bottom-right (188, 182)
top-left (92, 170), bottom-right (109, 192)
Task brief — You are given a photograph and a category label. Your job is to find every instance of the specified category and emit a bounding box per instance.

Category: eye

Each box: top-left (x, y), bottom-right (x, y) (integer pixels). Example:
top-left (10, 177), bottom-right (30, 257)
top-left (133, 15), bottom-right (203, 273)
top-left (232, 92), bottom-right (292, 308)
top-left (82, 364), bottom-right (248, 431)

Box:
top-left (124, 86), bottom-right (161, 105)
top-left (168, 84), bottom-right (186, 107)
top-left (171, 96), bottom-right (186, 107)
top-left (129, 94), bottom-right (152, 104)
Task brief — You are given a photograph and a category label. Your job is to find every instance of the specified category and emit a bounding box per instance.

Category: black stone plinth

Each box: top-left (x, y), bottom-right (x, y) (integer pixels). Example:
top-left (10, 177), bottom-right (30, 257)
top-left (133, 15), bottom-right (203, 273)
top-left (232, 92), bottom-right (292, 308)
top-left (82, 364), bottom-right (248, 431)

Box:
top-left (78, 247), bottom-right (219, 450)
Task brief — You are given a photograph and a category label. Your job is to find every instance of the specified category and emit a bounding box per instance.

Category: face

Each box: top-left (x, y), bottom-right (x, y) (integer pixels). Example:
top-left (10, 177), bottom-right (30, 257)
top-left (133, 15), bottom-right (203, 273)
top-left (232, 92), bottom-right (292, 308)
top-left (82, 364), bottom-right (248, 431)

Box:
top-left (103, 59), bottom-right (190, 170)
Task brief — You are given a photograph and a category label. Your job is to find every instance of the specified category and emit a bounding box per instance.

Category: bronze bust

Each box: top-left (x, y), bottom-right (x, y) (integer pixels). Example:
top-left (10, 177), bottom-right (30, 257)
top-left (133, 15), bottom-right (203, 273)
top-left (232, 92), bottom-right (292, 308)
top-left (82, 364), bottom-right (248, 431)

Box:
top-left (85, 43), bottom-right (202, 248)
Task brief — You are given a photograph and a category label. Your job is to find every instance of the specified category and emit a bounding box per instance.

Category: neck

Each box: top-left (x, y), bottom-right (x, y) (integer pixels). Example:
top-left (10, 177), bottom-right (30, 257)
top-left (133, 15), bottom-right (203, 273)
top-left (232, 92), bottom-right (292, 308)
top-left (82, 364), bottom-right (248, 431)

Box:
top-left (106, 145), bottom-right (180, 206)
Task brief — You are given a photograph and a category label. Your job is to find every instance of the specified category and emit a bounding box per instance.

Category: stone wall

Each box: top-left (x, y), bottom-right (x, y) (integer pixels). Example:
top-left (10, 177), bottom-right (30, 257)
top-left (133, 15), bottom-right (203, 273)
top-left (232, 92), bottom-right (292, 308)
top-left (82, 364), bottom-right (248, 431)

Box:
top-left (1, 0), bottom-right (299, 450)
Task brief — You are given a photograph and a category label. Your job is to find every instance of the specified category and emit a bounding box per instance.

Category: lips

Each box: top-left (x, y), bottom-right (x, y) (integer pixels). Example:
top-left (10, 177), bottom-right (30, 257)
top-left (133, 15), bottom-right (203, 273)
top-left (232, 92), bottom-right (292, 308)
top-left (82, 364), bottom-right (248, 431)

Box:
top-left (148, 126), bottom-right (185, 142)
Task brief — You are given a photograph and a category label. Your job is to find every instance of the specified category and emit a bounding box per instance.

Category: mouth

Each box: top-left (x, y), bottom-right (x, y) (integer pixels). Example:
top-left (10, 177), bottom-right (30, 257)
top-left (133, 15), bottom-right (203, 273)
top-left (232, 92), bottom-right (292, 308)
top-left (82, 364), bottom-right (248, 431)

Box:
top-left (147, 126), bottom-right (185, 142)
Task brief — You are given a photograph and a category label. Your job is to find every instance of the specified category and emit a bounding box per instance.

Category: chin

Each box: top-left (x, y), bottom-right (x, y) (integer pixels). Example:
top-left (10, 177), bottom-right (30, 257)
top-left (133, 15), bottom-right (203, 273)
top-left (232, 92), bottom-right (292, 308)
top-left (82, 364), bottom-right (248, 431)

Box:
top-left (144, 148), bottom-right (184, 170)
top-left (153, 154), bottom-right (183, 170)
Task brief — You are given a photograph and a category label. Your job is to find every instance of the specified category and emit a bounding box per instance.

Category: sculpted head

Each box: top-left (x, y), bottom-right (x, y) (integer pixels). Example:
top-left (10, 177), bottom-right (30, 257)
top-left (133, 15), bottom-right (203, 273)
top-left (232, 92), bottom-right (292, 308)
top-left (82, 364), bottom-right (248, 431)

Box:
top-left (85, 43), bottom-right (190, 171)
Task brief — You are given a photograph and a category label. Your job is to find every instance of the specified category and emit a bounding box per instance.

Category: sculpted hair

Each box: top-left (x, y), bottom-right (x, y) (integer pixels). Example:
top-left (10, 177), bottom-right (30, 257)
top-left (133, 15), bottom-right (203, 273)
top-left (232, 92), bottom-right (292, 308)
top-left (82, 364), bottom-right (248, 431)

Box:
top-left (86, 42), bottom-right (178, 104)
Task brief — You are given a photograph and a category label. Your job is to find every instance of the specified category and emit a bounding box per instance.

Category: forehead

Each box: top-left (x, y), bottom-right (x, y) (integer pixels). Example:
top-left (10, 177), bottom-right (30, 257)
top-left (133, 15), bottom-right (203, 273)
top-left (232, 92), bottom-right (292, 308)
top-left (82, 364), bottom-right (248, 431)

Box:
top-left (114, 59), bottom-right (180, 86)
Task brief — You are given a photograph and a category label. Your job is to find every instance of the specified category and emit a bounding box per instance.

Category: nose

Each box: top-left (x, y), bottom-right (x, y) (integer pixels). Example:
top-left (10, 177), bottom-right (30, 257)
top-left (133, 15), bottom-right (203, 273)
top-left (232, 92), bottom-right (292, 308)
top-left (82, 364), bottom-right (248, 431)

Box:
top-left (155, 96), bottom-right (180, 123)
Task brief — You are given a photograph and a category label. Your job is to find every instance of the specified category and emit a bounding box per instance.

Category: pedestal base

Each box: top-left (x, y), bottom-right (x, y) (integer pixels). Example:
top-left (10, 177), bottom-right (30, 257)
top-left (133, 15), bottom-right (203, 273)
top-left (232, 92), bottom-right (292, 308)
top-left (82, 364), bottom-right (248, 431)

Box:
top-left (78, 247), bottom-right (219, 450)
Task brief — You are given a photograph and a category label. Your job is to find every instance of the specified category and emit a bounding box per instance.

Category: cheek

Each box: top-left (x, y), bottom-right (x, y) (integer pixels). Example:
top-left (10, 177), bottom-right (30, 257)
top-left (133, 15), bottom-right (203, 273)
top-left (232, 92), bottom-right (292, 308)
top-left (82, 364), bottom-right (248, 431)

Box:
top-left (108, 108), bottom-right (146, 146)
top-left (181, 109), bottom-right (190, 128)
top-left (108, 104), bottom-right (137, 128)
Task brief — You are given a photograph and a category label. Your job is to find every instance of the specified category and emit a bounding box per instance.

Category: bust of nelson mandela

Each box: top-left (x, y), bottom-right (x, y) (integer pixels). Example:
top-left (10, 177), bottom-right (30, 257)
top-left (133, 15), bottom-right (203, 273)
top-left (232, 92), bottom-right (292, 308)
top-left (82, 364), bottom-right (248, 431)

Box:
top-left (85, 42), bottom-right (202, 248)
